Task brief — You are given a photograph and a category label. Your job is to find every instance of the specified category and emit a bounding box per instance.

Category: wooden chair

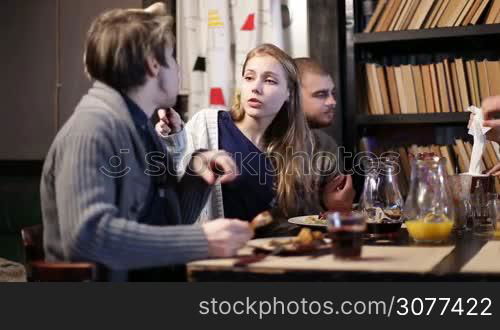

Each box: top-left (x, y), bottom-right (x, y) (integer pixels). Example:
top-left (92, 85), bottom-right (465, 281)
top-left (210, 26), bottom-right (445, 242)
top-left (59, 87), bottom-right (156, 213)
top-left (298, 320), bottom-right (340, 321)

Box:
top-left (21, 225), bottom-right (97, 281)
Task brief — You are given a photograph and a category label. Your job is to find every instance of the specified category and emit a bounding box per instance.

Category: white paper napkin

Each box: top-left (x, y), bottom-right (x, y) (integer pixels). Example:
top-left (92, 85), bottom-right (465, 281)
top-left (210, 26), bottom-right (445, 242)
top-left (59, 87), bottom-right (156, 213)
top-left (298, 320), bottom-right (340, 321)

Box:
top-left (467, 106), bottom-right (491, 175)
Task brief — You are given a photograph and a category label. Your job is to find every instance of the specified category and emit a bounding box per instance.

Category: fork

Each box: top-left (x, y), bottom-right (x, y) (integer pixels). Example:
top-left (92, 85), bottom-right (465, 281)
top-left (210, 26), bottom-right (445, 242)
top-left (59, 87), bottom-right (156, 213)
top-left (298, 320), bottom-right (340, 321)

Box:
top-left (233, 245), bottom-right (285, 267)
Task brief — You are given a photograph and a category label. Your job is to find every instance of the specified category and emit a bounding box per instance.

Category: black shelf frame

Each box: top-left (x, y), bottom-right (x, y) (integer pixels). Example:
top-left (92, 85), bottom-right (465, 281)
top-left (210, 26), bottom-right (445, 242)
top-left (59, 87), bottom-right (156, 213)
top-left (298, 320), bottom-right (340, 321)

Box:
top-left (353, 23), bottom-right (500, 45)
top-left (356, 113), bottom-right (470, 126)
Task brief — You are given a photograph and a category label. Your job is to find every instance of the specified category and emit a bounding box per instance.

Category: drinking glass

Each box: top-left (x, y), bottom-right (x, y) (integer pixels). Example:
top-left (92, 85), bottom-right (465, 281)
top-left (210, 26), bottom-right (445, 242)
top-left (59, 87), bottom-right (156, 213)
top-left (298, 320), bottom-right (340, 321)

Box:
top-left (403, 153), bottom-right (455, 243)
top-left (326, 212), bottom-right (366, 259)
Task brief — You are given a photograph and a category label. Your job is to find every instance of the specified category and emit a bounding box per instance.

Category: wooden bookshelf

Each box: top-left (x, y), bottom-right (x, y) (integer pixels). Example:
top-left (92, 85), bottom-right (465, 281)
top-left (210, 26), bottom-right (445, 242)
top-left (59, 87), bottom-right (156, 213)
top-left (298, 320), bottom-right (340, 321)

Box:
top-left (345, 1), bottom-right (500, 150)
top-left (343, 0), bottom-right (500, 196)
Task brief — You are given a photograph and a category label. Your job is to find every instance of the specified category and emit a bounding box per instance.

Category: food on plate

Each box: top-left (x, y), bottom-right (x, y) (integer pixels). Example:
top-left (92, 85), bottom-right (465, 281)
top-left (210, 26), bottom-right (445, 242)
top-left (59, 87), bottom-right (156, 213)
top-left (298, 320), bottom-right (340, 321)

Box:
top-left (304, 215), bottom-right (327, 225)
top-left (268, 228), bottom-right (326, 251)
top-left (364, 207), bottom-right (402, 223)
top-left (363, 207), bottom-right (402, 235)
top-left (250, 211), bottom-right (273, 230)
top-left (384, 209), bottom-right (402, 220)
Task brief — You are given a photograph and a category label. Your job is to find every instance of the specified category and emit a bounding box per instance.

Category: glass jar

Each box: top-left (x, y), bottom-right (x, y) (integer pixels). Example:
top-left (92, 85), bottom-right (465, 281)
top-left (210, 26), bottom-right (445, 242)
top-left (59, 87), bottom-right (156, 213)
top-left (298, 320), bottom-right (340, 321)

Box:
top-left (403, 153), bottom-right (456, 243)
top-left (360, 155), bottom-right (404, 227)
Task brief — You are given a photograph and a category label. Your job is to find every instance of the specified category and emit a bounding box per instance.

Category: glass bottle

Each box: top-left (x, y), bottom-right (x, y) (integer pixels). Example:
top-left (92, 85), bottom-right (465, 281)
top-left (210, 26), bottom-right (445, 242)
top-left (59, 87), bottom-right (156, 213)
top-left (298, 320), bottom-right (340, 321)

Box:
top-left (360, 155), bottom-right (404, 223)
top-left (403, 153), bottom-right (456, 243)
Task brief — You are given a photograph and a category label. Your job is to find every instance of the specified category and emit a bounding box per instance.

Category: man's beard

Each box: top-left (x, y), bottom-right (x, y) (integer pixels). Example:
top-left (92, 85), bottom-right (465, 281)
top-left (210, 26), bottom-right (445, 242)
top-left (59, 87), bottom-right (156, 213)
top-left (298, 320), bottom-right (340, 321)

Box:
top-left (307, 114), bottom-right (332, 129)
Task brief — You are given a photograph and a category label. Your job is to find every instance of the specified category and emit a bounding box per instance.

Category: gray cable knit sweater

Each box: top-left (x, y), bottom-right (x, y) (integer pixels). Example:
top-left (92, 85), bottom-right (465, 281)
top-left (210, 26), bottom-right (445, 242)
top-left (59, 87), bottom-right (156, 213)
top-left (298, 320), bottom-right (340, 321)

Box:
top-left (40, 81), bottom-right (211, 274)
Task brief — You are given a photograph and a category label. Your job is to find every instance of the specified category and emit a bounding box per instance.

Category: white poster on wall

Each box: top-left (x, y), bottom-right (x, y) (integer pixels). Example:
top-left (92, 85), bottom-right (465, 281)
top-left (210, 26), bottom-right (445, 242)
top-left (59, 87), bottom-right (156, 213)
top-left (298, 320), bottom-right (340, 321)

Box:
top-left (177, 0), bottom-right (308, 117)
top-left (177, 0), bottom-right (208, 118)
top-left (206, 0), bottom-right (233, 109)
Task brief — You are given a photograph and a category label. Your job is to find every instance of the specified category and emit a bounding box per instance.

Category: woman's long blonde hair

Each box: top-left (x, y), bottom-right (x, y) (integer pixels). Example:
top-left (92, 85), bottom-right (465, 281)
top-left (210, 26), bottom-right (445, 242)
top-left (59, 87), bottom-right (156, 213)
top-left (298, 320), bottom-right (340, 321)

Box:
top-left (230, 44), bottom-right (314, 215)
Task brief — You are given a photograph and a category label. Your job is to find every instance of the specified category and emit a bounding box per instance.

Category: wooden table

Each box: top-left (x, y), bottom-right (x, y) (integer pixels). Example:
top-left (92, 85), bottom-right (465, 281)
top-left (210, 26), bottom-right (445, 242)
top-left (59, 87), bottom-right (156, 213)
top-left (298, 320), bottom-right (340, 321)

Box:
top-left (187, 230), bottom-right (500, 281)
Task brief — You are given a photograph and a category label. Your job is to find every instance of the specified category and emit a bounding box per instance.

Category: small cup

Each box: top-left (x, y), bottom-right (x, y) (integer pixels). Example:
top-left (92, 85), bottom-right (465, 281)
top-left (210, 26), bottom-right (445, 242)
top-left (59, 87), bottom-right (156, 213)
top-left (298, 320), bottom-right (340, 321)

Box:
top-left (472, 193), bottom-right (499, 238)
top-left (470, 176), bottom-right (496, 237)
top-left (448, 174), bottom-right (472, 231)
top-left (327, 212), bottom-right (366, 259)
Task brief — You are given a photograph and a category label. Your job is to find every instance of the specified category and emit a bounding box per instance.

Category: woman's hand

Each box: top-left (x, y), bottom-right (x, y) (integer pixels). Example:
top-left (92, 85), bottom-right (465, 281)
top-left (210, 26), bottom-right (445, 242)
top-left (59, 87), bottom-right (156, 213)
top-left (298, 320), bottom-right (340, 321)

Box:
top-left (189, 150), bottom-right (239, 185)
top-left (322, 174), bottom-right (355, 211)
top-left (155, 108), bottom-right (183, 136)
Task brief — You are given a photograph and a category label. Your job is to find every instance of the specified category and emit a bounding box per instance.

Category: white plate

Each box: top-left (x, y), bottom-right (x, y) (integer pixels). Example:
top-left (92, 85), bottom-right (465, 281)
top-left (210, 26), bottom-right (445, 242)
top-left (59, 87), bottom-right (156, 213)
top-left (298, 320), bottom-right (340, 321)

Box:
top-left (288, 215), bottom-right (327, 227)
top-left (287, 204), bottom-right (382, 228)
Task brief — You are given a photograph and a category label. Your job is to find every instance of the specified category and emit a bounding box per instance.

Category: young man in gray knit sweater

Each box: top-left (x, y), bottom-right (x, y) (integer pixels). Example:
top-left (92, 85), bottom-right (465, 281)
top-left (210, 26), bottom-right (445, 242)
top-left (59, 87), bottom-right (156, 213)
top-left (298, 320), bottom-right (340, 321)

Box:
top-left (40, 3), bottom-right (252, 281)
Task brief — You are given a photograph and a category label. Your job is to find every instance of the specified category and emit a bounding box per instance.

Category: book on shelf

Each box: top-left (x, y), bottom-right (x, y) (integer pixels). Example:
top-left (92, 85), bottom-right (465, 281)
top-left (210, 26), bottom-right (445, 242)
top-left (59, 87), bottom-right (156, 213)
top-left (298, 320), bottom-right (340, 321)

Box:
top-left (450, 61), bottom-right (463, 112)
top-left (364, 0), bottom-right (389, 33)
top-left (391, 0), bottom-right (412, 30)
top-left (465, 60), bottom-right (480, 105)
top-left (424, 0), bottom-right (446, 28)
top-left (454, 0), bottom-right (476, 26)
top-left (386, 66), bottom-right (402, 113)
top-left (437, 0), bottom-right (469, 28)
top-left (477, 60), bottom-right (490, 101)
top-left (375, 0), bottom-right (403, 31)
top-left (429, 63), bottom-right (442, 113)
top-left (401, 65), bottom-right (418, 113)
top-left (420, 64), bottom-right (434, 113)
top-left (394, 66), bottom-right (408, 114)
top-left (411, 65), bottom-right (426, 113)
top-left (363, 58), bottom-right (500, 115)
top-left (439, 145), bottom-right (456, 174)
top-left (443, 58), bottom-right (457, 112)
top-left (485, 0), bottom-right (500, 23)
top-left (366, 63), bottom-right (384, 114)
top-left (470, 0), bottom-right (491, 25)
top-left (389, 0), bottom-right (409, 30)
top-left (376, 65), bottom-right (392, 114)
top-left (462, 0), bottom-right (485, 26)
top-left (361, 0), bottom-right (497, 32)
top-left (397, 0), bottom-right (421, 30)
top-left (486, 60), bottom-right (500, 96)
top-left (455, 58), bottom-right (470, 109)
top-left (430, 0), bottom-right (451, 28)
top-left (408, 0), bottom-right (435, 30)
top-left (435, 61), bottom-right (451, 112)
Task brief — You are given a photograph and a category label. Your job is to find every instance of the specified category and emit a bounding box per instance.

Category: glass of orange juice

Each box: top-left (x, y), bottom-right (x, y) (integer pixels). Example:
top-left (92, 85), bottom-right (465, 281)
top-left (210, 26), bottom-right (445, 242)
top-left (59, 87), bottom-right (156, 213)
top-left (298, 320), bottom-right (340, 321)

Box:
top-left (403, 153), bottom-right (455, 243)
top-left (405, 214), bottom-right (454, 243)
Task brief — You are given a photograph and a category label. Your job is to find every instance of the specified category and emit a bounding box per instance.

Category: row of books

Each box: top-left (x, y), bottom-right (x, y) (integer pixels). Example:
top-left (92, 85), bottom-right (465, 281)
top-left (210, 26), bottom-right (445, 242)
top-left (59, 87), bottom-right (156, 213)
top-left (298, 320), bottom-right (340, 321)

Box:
top-left (364, 59), bottom-right (500, 115)
top-left (364, 0), bottom-right (500, 33)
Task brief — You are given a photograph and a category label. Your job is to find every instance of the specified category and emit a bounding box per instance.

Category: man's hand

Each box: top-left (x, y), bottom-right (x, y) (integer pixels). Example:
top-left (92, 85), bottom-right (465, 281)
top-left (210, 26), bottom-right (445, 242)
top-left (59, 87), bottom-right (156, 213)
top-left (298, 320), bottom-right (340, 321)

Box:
top-left (322, 174), bottom-right (355, 211)
top-left (189, 150), bottom-right (239, 185)
top-left (144, 2), bottom-right (166, 14)
top-left (155, 108), bottom-right (182, 136)
top-left (202, 219), bottom-right (254, 257)
top-left (127, 2), bottom-right (167, 15)
top-left (487, 163), bottom-right (500, 176)
top-left (481, 96), bottom-right (500, 143)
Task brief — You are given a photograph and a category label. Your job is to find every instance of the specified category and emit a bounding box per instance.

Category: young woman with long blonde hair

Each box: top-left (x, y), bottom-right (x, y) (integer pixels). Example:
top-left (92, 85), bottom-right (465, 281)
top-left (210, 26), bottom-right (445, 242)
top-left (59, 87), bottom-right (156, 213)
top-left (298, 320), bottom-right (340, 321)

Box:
top-left (158, 44), bottom-right (353, 234)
